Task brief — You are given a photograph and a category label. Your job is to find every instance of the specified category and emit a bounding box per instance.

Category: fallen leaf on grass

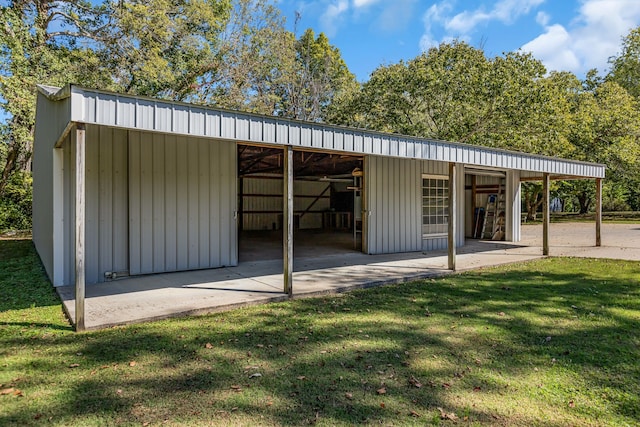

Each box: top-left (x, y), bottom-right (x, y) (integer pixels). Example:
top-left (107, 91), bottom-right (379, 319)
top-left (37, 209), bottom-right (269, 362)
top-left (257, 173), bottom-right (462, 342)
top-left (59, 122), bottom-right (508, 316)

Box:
top-left (380, 402), bottom-right (385, 408)
top-left (297, 376), bottom-right (306, 380)
top-left (437, 407), bottom-right (458, 421)
top-left (408, 376), bottom-right (422, 388)
top-left (473, 386), bottom-right (482, 392)
top-left (569, 400), bottom-right (575, 408)
top-left (409, 410), bottom-right (420, 417)
top-left (69, 363), bottom-right (80, 368)
top-left (345, 392), bottom-right (353, 400)
top-left (376, 387), bottom-right (386, 395)
top-left (205, 343), bottom-right (213, 349)
top-left (129, 361), bottom-right (137, 367)
top-left (249, 373), bottom-right (262, 379)
top-left (442, 383), bottom-right (451, 389)
top-left (1, 388), bottom-right (15, 395)
top-left (498, 312), bottom-right (505, 317)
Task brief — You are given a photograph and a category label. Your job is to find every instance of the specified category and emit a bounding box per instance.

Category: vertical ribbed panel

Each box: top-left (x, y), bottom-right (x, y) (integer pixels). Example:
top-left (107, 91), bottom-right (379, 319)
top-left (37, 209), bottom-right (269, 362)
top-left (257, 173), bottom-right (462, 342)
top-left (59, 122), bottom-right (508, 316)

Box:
top-left (506, 170), bottom-right (521, 242)
top-left (241, 177), bottom-right (330, 230)
top-left (63, 125), bottom-right (129, 285)
top-left (129, 134), bottom-right (237, 276)
top-left (366, 156), bottom-right (421, 255)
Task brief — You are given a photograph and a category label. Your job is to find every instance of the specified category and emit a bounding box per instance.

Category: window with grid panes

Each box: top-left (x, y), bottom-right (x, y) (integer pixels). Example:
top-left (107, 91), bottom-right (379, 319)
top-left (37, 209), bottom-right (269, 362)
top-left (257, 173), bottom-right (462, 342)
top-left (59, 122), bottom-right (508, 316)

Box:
top-left (422, 176), bottom-right (449, 237)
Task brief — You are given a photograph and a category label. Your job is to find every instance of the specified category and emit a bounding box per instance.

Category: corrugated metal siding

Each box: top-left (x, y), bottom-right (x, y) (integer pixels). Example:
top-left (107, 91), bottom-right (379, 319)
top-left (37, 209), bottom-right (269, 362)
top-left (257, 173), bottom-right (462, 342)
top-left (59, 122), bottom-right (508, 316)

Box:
top-left (33, 93), bottom-right (59, 282)
top-left (505, 170), bottom-right (521, 242)
top-left (420, 161), bottom-right (465, 251)
top-left (62, 125), bottom-right (129, 285)
top-left (128, 132), bottom-right (237, 275)
top-left (242, 177), bottom-right (329, 230)
top-left (63, 133), bottom-right (76, 285)
top-left (69, 86), bottom-right (605, 179)
top-left (366, 156), bottom-right (421, 254)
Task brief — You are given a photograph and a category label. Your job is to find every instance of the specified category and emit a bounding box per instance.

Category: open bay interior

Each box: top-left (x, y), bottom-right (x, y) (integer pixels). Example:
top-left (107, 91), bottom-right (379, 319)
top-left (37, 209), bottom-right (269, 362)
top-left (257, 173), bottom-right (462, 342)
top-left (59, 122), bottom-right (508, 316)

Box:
top-left (464, 169), bottom-right (507, 241)
top-left (237, 144), bottom-right (364, 262)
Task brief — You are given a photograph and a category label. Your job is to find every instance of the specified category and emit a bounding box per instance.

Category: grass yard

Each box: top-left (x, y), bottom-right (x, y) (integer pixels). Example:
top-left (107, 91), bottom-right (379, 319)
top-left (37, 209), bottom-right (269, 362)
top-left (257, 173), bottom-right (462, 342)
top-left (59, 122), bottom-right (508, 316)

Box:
top-left (1, 240), bottom-right (639, 426)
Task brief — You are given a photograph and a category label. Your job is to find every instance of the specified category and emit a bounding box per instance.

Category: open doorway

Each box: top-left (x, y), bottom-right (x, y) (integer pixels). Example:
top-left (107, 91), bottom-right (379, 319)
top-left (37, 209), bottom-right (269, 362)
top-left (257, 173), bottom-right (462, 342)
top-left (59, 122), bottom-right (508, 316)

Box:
top-left (237, 144), bottom-right (364, 262)
top-left (465, 169), bottom-right (507, 241)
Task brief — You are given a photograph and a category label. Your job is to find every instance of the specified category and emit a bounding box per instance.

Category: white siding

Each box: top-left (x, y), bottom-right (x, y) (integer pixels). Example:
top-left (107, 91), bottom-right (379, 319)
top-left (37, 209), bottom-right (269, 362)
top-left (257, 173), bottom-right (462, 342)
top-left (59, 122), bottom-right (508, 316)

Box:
top-left (366, 156), bottom-right (422, 254)
top-left (128, 133), bottom-right (237, 275)
top-left (62, 125), bottom-right (129, 285)
top-left (63, 85), bottom-right (605, 179)
top-left (505, 170), bottom-right (521, 242)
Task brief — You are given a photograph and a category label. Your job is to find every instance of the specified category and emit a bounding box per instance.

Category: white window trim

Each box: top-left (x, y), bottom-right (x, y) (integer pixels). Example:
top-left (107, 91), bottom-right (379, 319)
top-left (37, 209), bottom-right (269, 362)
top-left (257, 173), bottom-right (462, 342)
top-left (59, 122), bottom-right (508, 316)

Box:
top-left (421, 174), bottom-right (449, 239)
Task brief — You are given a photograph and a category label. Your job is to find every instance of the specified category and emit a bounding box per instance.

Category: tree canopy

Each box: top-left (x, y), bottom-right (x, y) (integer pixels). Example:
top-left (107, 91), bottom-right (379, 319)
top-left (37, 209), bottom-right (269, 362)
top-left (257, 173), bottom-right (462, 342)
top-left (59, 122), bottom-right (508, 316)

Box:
top-left (1, 4), bottom-right (640, 230)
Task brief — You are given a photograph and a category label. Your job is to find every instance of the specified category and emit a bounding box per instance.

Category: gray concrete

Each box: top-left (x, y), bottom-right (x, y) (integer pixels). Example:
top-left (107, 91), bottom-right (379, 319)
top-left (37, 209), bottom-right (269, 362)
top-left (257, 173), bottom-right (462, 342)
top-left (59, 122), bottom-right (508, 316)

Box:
top-left (57, 223), bottom-right (640, 330)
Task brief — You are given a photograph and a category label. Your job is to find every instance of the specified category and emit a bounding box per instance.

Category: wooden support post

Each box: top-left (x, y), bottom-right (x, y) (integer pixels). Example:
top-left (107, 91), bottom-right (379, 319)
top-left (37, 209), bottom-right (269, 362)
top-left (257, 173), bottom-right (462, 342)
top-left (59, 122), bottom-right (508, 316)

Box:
top-left (75, 124), bottom-right (86, 331)
top-left (283, 146), bottom-right (293, 296)
top-left (448, 162), bottom-right (457, 271)
top-left (542, 173), bottom-right (550, 256)
top-left (595, 178), bottom-right (602, 247)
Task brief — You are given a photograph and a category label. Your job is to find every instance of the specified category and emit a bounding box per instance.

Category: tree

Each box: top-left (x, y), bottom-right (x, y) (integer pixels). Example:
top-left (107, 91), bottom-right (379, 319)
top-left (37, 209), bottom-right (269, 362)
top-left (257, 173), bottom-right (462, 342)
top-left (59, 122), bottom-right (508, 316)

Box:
top-left (0, 0), bottom-right (108, 197)
top-left (609, 26), bottom-right (640, 99)
top-left (327, 41), bottom-right (572, 156)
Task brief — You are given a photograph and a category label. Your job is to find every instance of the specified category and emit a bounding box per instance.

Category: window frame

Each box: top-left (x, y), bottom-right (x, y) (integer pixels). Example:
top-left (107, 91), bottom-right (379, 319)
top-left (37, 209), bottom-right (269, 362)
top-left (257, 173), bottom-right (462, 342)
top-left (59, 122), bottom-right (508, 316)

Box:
top-left (421, 174), bottom-right (449, 239)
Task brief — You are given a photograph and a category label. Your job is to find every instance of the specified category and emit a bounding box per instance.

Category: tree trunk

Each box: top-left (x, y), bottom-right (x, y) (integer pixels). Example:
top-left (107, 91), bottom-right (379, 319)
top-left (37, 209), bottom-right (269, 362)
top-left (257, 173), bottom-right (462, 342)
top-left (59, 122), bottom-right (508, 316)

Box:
top-left (577, 192), bottom-right (591, 214)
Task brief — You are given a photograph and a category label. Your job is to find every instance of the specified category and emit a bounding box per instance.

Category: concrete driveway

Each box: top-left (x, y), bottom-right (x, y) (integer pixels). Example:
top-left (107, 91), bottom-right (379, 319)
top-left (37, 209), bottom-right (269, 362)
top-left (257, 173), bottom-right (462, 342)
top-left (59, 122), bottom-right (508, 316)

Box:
top-left (57, 222), bottom-right (640, 330)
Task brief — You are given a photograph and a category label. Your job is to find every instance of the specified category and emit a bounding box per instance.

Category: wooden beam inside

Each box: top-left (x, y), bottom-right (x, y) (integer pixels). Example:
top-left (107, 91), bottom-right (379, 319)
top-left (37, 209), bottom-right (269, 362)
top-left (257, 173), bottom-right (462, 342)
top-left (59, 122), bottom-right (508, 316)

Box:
top-left (595, 178), bottom-right (602, 247)
top-left (448, 162), bottom-right (457, 270)
top-left (542, 173), bottom-right (550, 256)
top-left (75, 123), bottom-right (86, 332)
top-left (283, 146), bottom-right (293, 296)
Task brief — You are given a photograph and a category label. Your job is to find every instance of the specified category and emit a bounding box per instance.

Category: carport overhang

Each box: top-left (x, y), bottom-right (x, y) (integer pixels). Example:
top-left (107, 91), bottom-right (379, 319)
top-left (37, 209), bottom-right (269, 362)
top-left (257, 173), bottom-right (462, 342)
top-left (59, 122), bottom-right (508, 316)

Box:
top-left (34, 84), bottom-right (606, 331)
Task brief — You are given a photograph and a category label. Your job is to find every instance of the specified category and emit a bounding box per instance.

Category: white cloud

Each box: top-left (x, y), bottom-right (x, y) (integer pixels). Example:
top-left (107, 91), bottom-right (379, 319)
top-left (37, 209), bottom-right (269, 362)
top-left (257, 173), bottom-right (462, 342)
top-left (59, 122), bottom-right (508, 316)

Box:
top-left (319, 0), bottom-right (349, 37)
top-left (353, 0), bottom-right (380, 8)
top-left (420, 0), bottom-right (455, 50)
top-left (520, 0), bottom-right (640, 74)
top-left (420, 0), bottom-right (544, 51)
top-left (535, 11), bottom-right (550, 26)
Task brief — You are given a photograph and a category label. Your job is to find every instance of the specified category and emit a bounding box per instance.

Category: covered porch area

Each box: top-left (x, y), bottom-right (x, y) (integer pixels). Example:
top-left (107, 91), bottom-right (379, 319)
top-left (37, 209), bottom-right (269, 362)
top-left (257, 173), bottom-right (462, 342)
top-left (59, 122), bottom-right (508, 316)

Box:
top-left (56, 222), bottom-right (640, 330)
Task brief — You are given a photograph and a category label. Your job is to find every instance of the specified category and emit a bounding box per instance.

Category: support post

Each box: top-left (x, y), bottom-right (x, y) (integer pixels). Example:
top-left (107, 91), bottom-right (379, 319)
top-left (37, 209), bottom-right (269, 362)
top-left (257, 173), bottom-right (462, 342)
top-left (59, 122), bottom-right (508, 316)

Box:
top-left (283, 146), bottom-right (293, 296)
top-left (448, 162), bottom-right (457, 270)
top-left (542, 173), bottom-right (550, 256)
top-left (595, 178), bottom-right (602, 247)
top-left (75, 124), bottom-right (86, 331)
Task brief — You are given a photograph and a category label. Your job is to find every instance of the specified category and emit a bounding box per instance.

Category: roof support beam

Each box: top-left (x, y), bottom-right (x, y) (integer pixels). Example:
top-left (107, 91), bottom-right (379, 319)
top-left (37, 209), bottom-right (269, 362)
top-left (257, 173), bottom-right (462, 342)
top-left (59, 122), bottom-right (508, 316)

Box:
top-left (75, 123), bottom-right (86, 331)
top-left (283, 146), bottom-right (294, 297)
top-left (448, 162), bottom-right (457, 270)
top-left (595, 178), bottom-right (602, 247)
top-left (542, 173), bottom-right (550, 256)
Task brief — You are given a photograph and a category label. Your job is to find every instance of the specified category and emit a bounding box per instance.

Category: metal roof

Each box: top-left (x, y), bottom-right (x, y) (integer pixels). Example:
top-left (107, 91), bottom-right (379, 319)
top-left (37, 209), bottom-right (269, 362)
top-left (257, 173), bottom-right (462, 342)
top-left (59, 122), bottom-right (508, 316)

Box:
top-left (37, 84), bottom-right (605, 179)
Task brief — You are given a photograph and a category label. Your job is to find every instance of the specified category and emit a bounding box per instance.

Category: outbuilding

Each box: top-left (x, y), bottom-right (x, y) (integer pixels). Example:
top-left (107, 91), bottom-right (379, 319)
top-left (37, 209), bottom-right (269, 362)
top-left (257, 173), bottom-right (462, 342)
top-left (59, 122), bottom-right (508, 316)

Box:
top-left (33, 85), bottom-right (605, 330)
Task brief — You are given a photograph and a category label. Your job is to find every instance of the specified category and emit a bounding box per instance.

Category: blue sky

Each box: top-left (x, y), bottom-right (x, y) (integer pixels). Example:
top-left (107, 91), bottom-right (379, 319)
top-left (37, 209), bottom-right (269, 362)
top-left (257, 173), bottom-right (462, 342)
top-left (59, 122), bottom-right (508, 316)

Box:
top-left (276, 0), bottom-right (640, 81)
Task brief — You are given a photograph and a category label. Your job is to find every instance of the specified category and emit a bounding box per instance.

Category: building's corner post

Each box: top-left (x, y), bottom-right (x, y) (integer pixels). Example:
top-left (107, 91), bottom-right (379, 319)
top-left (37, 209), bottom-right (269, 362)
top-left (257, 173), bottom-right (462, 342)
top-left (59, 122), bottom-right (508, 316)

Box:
top-left (448, 162), bottom-right (457, 270)
top-left (75, 123), bottom-right (86, 332)
top-left (595, 177), bottom-right (602, 247)
top-left (542, 173), bottom-right (550, 256)
top-left (283, 146), bottom-right (294, 297)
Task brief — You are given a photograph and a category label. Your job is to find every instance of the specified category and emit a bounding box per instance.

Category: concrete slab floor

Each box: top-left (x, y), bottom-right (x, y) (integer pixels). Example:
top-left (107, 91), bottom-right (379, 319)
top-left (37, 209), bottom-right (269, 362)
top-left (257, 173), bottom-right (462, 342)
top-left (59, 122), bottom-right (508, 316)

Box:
top-left (57, 222), bottom-right (640, 330)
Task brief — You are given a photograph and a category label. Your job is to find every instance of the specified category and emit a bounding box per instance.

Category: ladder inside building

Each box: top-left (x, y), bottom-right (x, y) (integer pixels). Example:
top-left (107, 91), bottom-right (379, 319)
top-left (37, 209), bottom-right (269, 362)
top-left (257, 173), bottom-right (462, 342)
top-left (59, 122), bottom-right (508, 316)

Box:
top-left (480, 183), bottom-right (505, 240)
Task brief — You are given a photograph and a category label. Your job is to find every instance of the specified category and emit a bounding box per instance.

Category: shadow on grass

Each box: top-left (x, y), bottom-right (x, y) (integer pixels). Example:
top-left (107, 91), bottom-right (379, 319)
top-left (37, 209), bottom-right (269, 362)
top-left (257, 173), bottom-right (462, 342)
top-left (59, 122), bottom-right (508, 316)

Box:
top-left (1, 258), bottom-right (639, 425)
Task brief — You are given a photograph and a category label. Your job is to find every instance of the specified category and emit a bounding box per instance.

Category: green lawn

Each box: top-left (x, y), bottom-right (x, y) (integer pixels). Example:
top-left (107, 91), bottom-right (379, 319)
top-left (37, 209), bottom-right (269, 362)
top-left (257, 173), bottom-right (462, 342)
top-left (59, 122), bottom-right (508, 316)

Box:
top-left (1, 240), bottom-right (639, 426)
